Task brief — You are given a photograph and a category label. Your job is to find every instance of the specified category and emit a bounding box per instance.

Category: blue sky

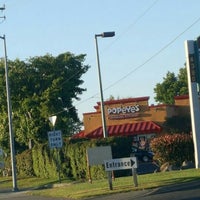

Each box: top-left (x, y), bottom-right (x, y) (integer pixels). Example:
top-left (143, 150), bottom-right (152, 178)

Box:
top-left (0, 0), bottom-right (200, 120)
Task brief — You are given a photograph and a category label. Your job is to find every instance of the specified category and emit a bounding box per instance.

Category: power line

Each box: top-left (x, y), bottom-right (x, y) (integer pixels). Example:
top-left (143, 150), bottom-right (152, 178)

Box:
top-left (104, 16), bottom-right (200, 92)
top-left (74, 16), bottom-right (200, 110)
top-left (0, 4), bottom-right (5, 23)
top-left (56, 0), bottom-right (160, 90)
top-left (102, 0), bottom-right (159, 51)
top-left (55, 1), bottom-right (160, 111)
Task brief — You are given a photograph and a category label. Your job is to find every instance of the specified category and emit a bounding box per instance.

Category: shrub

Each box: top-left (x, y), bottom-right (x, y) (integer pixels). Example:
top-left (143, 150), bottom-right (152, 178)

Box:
top-left (64, 136), bottom-right (133, 180)
top-left (32, 144), bottom-right (59, 178)
top-left (15, 136), bottom-right (133, 180)
top-left (150, 133), bottom-right (194, 166)
top-left (16, 149), bottom-right (35, 177)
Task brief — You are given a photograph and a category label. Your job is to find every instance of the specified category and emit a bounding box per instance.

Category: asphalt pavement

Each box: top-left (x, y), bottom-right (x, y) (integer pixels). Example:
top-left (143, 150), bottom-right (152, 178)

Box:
top-left (0, 180), bottom-right (199, 200)
top-left (90, 180), bottom-right (200, 200)
top-left (0, 190), bottom-right (67, 200)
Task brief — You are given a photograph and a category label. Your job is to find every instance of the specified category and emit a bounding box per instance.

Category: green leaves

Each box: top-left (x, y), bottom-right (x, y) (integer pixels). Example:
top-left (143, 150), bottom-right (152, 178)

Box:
top-left (154, 67), bottom-right (188, 104)
top-left (0, 52), bottom-right (89, 151)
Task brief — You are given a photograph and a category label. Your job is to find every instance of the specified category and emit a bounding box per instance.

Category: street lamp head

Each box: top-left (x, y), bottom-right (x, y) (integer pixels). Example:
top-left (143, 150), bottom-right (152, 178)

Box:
top-left (102, 32), bottom-right (115, 38)
top-left (95, 31), bottom-right (115, 38)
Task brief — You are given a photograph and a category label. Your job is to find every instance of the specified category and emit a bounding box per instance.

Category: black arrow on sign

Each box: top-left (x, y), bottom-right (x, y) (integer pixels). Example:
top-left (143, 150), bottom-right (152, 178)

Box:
top-left (131, 159), bottom-right (135, 167)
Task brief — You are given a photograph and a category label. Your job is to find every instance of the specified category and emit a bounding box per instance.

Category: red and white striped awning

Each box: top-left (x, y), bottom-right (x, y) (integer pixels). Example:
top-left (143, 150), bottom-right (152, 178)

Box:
top-left (72, 121), bottom-right (161, 139)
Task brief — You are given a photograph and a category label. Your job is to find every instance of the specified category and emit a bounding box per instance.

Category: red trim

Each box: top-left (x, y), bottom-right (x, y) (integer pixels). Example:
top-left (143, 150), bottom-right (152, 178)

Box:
top-left (83, 111), bottom-right (101, 115)
top-left (149, 104), bottom-right (175, 108)
top-left (96, 96), bottom-right (149, 106)
top-left (85, 121), bottom-right (161, 139)
top-left (72, 121), bottom-right (161, 139)
top-left (71, 130), bottom-right (85, 139)
top-left (174, 95), bottom-right (189, 100)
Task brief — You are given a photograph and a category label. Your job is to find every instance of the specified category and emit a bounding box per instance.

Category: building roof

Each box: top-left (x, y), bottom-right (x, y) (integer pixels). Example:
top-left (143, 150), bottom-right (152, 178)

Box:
top-left (94, 96), bottom-right (150, 110)
top-left (72, 121), bottom-right (161, 139)
top-left (71, 130), bottom-right (85, 139)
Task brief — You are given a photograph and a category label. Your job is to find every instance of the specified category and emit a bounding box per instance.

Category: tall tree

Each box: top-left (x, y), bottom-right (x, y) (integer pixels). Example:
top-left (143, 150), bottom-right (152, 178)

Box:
top-left (154, 67), bottom-right (188, 104)
top-left (0, 52), bottom-right (89, 152)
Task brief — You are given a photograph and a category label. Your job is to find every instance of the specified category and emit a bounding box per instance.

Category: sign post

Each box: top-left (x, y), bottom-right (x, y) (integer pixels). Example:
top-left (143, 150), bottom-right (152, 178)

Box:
top-left (48, 115), bottom-right (63, 183)
top-left (104, 157), bottom-right (138, 189)
top-left (48, 130), bottom-right (63, 183)
top-left (0, 148), bottom-right (4, 169)
top-left (185, 37), bottom-right (200, 168)
top-left (86, 146), bottom-right (112, 183)
top-left (48, 130), bottom-right (63, 149)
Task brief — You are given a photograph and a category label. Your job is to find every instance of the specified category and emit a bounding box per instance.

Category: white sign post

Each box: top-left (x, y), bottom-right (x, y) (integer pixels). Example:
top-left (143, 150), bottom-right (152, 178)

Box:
top-left (48, 115), bottom-right (63, 183)
top-left (104, 157), bottom-right (138, 188)
top-left (48, 130), bottom-right (63, 183)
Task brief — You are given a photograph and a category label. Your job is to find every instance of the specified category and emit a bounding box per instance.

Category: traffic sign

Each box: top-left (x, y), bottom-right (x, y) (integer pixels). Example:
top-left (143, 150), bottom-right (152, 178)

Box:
top-left (49, 115), bottom-right (57, 126)
top-left (0, 149), bottom-right (3, 156)
top-left (48, 130), bottom-right (63, 149)
top-left (104, 157), bottom-right (137, 171)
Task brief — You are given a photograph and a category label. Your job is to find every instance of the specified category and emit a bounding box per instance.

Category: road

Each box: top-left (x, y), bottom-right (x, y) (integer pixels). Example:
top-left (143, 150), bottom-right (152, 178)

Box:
top-left (0, 190), bottom-right (66, 200)
top-left (0, 180), bottom-right (199, 200)
top-left (91, 180), bottom-right (200, 200)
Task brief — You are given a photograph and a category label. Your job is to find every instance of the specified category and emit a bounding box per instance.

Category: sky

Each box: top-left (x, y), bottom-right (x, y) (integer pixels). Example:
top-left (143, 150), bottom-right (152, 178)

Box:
top-left (0, 0), bottom-right (200, 121)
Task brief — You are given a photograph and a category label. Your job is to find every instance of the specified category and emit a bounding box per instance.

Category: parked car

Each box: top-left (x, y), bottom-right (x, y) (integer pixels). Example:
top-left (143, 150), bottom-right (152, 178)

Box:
top-left (130, 146), bottom-right (154, 162)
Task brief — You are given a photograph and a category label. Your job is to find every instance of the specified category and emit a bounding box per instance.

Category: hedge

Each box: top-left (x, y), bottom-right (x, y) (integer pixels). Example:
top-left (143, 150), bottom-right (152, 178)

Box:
top-left (15, 136), bottom-right (133, 180)
top-left (150, 133), bottom-right (194, 166)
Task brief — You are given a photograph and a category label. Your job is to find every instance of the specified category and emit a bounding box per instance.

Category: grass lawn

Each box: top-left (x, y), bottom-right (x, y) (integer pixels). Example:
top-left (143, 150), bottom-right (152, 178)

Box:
top-left (1, 169), bottom-right (200, 199)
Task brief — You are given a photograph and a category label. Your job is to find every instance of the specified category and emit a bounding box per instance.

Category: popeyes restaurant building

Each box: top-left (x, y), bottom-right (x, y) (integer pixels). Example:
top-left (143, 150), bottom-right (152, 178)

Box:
top-left (73, 95), bottom-right (190, 145)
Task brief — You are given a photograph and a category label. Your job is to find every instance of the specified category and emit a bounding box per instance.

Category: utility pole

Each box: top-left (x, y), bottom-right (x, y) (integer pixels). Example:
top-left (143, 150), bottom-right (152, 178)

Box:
top-left (0, 5), bottom-right (18, 191)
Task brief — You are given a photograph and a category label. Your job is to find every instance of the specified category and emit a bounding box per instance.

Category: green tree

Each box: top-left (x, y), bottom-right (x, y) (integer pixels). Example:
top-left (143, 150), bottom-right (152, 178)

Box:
top-left (154, 67), bottom-right (188, 104)
top-left (0, 52), bottom-right (89, 152)
top-left (163, 116), bottom-right (191, 134)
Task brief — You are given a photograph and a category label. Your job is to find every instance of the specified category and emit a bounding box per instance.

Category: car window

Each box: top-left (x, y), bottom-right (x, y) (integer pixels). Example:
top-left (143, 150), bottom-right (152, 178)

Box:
top-left (132, 147), bottom-right (138, 153)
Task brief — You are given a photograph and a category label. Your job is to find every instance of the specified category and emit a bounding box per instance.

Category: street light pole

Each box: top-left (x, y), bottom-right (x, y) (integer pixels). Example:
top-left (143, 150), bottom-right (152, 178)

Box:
top-left (0, 35), bottom-right (18, 191)
top-left (95, 32), bottom-right (115, 138)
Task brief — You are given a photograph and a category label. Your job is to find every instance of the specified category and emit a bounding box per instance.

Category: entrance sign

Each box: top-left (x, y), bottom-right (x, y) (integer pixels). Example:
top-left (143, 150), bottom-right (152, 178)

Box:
top-left (48, 130), bottom-right (63, 149)
top-left (104, 157), bottom-right (138, 189)
top-left (104, 157), bottom-right (137, 171)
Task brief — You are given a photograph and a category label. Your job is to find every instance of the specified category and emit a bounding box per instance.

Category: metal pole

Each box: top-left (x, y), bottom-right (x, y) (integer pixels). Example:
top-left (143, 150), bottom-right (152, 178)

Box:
top-left (1, 35), bottom-right (18, 191)
top-left (95, 35), bottom-right (108, 138)
top-left (185, 40), bottom-right (200, 168)
top-left (54, 127), bottom-right (61, 184)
